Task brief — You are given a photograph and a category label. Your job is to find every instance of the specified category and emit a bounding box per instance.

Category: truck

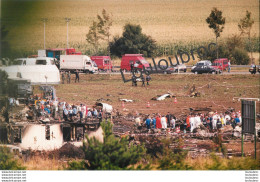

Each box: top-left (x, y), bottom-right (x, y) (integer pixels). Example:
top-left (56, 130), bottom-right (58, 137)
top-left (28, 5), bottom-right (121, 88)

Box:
top-left (120, 54), bottom-right (150, 71)
top-left (60, 55), bottom-right (98, 74)
top-left (91, 56), bottom-right (112, 71)
top-left (212, 58), bottom-right (229, 71)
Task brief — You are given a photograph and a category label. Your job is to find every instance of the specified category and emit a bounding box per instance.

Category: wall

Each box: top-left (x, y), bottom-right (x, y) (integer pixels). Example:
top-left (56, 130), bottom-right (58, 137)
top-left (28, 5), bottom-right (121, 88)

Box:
top-left (17, 124), bottom-right (63, 151)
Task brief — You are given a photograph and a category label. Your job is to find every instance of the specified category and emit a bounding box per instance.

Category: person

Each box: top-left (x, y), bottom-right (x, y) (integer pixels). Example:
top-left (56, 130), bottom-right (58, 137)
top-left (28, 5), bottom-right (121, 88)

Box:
top-left (87, 109), bottom-right (92, 121)
top-left (161, 115), bottom-right (167, 129)
top-left (186, 115), bottom-right (190, 130)
top-left (75, 70), bottom-right (80, 83)
top-left (166, 112), bottom-right (172, 126)
top-left (67, 71), bottom-right (71, 84)
top-left (234, 115), bottom-right (240, 126)
top-left (228, 60), bottom-right (231, 73)
top-left (146, 75), bottom-right (151, 86)
top-left (152, 115), bottom-right (156, 128)
top-left (63, 107), bottom-right (69, 121)
top-left (98, 110), bottom-right (102, 123)
top-left (135, 117), bottom-right (142, 129)
top-left (132, 76), bottom-right (137, 86)
top-left (130, 63), bottom-right (134, 72)
top-left (61, 71), bottom-right (65, 84)
top-left (141, 75), bottom-right (145, 87)
top-left (170, 117), bottom-right (175, 129)
top-left (156, 114), bottom-right (162, 129)
top-left (145, 116), bottom-right (151, 129)
top-left (93, 108), bottom-right (98, 118)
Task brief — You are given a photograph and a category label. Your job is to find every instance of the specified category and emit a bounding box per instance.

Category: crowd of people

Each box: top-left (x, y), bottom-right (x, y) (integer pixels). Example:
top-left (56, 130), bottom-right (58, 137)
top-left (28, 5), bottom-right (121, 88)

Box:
top-left (28, 95), bottom-right (103, 123)
top-left (137, 111), bottom-right (242, 133)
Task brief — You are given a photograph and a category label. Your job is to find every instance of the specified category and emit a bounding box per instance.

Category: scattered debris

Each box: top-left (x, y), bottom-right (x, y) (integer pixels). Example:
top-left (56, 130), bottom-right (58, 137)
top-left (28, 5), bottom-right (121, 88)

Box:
top-left (151, 93), bottom-right (174, 101)
top-left (120, 99), bottom-right (134, 102)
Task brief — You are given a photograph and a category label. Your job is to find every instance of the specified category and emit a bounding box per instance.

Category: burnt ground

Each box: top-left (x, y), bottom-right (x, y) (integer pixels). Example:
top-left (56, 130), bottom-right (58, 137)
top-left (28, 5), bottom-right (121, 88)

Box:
top-left (44, 74), bottom-right (260, 158)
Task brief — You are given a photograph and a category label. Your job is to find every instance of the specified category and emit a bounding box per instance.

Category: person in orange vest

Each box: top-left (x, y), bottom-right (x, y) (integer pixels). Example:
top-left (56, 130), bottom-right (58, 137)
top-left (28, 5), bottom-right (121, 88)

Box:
top-left (186, 115), bottom-right (191, 131)
top-left (156, 114), bottom-right (162, 129)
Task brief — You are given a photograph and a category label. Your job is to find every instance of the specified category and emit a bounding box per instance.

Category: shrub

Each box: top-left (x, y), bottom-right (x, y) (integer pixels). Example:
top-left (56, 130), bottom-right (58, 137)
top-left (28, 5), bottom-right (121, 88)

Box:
top-left (157, 137), bottom-right (193, 170)
top-left (67, 121), bottom-right (146, 170)
top-left (0, 146), bottom-right (25, 170)
top-left (231, 48), bottom-right (250, 65)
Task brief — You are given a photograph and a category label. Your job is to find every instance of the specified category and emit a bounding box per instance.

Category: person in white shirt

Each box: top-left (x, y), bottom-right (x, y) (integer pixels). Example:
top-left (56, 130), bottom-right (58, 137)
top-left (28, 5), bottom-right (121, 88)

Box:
top-left (170, 118), bottom-right (175, 129)
top-left (161, 116), bottom-right (167, 129)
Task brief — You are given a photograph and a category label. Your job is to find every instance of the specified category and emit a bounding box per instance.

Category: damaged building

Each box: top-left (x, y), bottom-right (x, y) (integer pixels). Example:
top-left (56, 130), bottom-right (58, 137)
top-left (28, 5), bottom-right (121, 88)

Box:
top-left (0, 121), bottom-right (103, 151)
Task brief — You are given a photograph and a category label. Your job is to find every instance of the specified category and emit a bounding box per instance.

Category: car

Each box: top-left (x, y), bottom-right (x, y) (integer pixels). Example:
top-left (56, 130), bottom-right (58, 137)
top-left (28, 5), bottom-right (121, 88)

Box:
top-left (249, 64), bottom-right (259, 74)
top-left (191, 65), bottom-right (221, 74)
top-left (154, 64), bottom-right (187, 74)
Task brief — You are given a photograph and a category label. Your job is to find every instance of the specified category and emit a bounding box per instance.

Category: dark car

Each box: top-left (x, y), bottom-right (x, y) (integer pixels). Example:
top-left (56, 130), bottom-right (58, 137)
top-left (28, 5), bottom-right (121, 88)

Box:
top-left (191, 65), bottom-right (221, 74)
top-left (249, 64), bottom-right (259, 74)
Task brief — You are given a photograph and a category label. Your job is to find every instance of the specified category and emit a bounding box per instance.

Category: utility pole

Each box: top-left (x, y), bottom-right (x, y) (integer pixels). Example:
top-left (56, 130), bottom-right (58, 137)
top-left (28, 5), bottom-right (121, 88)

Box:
top-left (41, 18), bottom-right (48, 49)
top-left (65, 18), bottom-right (71, 49)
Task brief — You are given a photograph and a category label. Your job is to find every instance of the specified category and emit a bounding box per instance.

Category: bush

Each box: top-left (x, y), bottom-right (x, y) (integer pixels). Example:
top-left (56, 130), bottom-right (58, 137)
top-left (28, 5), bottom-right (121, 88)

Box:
top-left (231, 48), bottom-right (250, 65)
top-left (157, 138), bottom-right (193, 170)
top-left (110, 24), bottom-right (157, 57)
top-left (0, 146), bottom-right (25, 170)
top-left (67, 121), bottom-right (146, 170)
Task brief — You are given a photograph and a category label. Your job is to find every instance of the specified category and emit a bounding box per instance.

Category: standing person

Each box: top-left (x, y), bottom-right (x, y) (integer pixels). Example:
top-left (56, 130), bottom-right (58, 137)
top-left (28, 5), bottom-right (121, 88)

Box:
top-left (75, 70), bottom-right (80, 83)
top-left (146, 75), bottom-right (151, 86)
top-left (170, 117), bottom-right (176, 129)
top-left (166, 112), bottom-right (172, 127)
top-left (67, 71), bottom-right (71, 84)
top-left (98, 110), bottom-right (102, 123)
top-left (132, 76), bottom-right (137, 86)
top-left (156, 114), bottom-right (162, 129)
top-left (61, 71), bottom-right (65, 84)
top-left (141, 75), bottom-right (145, 87)
top-left (145, 116), bottom-right (151, 129)
top-left (228, 60), bottom-right (231, 73)
top-left (161, 115), bottom-right (167, 129)
top-left (130, 63), bottom-right (134, 72)
top-left (152, 115), bottom-right (156, 128)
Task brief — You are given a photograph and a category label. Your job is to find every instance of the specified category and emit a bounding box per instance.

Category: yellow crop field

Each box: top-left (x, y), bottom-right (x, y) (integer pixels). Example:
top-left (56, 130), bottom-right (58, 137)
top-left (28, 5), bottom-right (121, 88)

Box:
top-left (2, 0), bottom-right (259, 52)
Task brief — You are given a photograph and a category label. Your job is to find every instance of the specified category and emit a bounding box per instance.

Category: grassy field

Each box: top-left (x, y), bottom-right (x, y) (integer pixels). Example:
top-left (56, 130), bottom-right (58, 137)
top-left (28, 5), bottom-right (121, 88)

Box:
top-left (2, 0), bottom-right (259, 54)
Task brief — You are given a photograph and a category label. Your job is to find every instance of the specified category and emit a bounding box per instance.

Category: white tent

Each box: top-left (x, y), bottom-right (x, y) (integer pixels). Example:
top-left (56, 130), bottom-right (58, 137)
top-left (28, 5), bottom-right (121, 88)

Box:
top-left (0, 65), bottom-right (60, 85)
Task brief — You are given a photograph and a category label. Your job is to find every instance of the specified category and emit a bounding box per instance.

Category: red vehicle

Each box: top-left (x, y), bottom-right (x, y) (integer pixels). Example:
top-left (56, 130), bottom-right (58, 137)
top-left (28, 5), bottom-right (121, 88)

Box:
top-left (120, 54), bottom-right (150, 71)
top-left (212, 58), bottom-right (229, 71)
top-left (91, 56), bottom-right (112, 71)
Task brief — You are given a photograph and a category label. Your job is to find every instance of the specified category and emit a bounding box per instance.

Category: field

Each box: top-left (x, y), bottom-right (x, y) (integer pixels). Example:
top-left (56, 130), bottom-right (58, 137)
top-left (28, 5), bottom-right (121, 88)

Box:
top-left (29, 73), bottom-right (260, 170)
top-left (2, 0), bottom-right (259, 53)
top-left (54, 74), bottom-right (260, 116)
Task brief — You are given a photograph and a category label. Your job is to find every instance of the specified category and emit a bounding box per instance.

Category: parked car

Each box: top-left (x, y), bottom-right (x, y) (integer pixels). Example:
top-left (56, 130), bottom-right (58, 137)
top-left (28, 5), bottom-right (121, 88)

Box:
top-left (249, 64), bottom-right (259, 74)
top-left (212, 58), bottom-right (229, 71)
top-left (156, 64), bottom-right (187, 74)
top-left (191, 61), bottom-right (221, 74)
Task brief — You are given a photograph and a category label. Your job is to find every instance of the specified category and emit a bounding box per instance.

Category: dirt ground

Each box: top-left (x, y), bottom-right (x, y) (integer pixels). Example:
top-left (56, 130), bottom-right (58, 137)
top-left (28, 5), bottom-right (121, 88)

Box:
top-left (53, 74), bottom-right (260, 117)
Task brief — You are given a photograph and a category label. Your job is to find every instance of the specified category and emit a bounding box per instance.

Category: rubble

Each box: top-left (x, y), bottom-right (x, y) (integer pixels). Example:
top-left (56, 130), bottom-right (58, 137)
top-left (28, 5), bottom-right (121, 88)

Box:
top-left (120, 99), bottom-right (134, 102)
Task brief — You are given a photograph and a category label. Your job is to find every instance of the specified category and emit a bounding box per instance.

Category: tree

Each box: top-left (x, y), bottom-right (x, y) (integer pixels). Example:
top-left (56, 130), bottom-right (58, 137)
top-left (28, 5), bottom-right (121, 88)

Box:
top-left (86, 21), bottom-right (103, 55)
top-left (238, 10), bottom-right (254, 63)
top-left (110, 24), bottom-right (157, 57)
top-left (0, 146), bottom-right (25, 170)
top-left (206, 8), bottom-right (226, 59)
top-left (97, 9), bottom-right (113, 56)
top-left (67, 121), bottom-right (145, 170)
top-left (0, 24), bottom-right (11, 59)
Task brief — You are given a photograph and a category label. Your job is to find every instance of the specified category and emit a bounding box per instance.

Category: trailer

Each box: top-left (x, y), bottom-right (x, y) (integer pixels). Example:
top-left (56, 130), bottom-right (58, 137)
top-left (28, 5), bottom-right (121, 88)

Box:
top-left (60, 55), bottom-right (98, 74)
